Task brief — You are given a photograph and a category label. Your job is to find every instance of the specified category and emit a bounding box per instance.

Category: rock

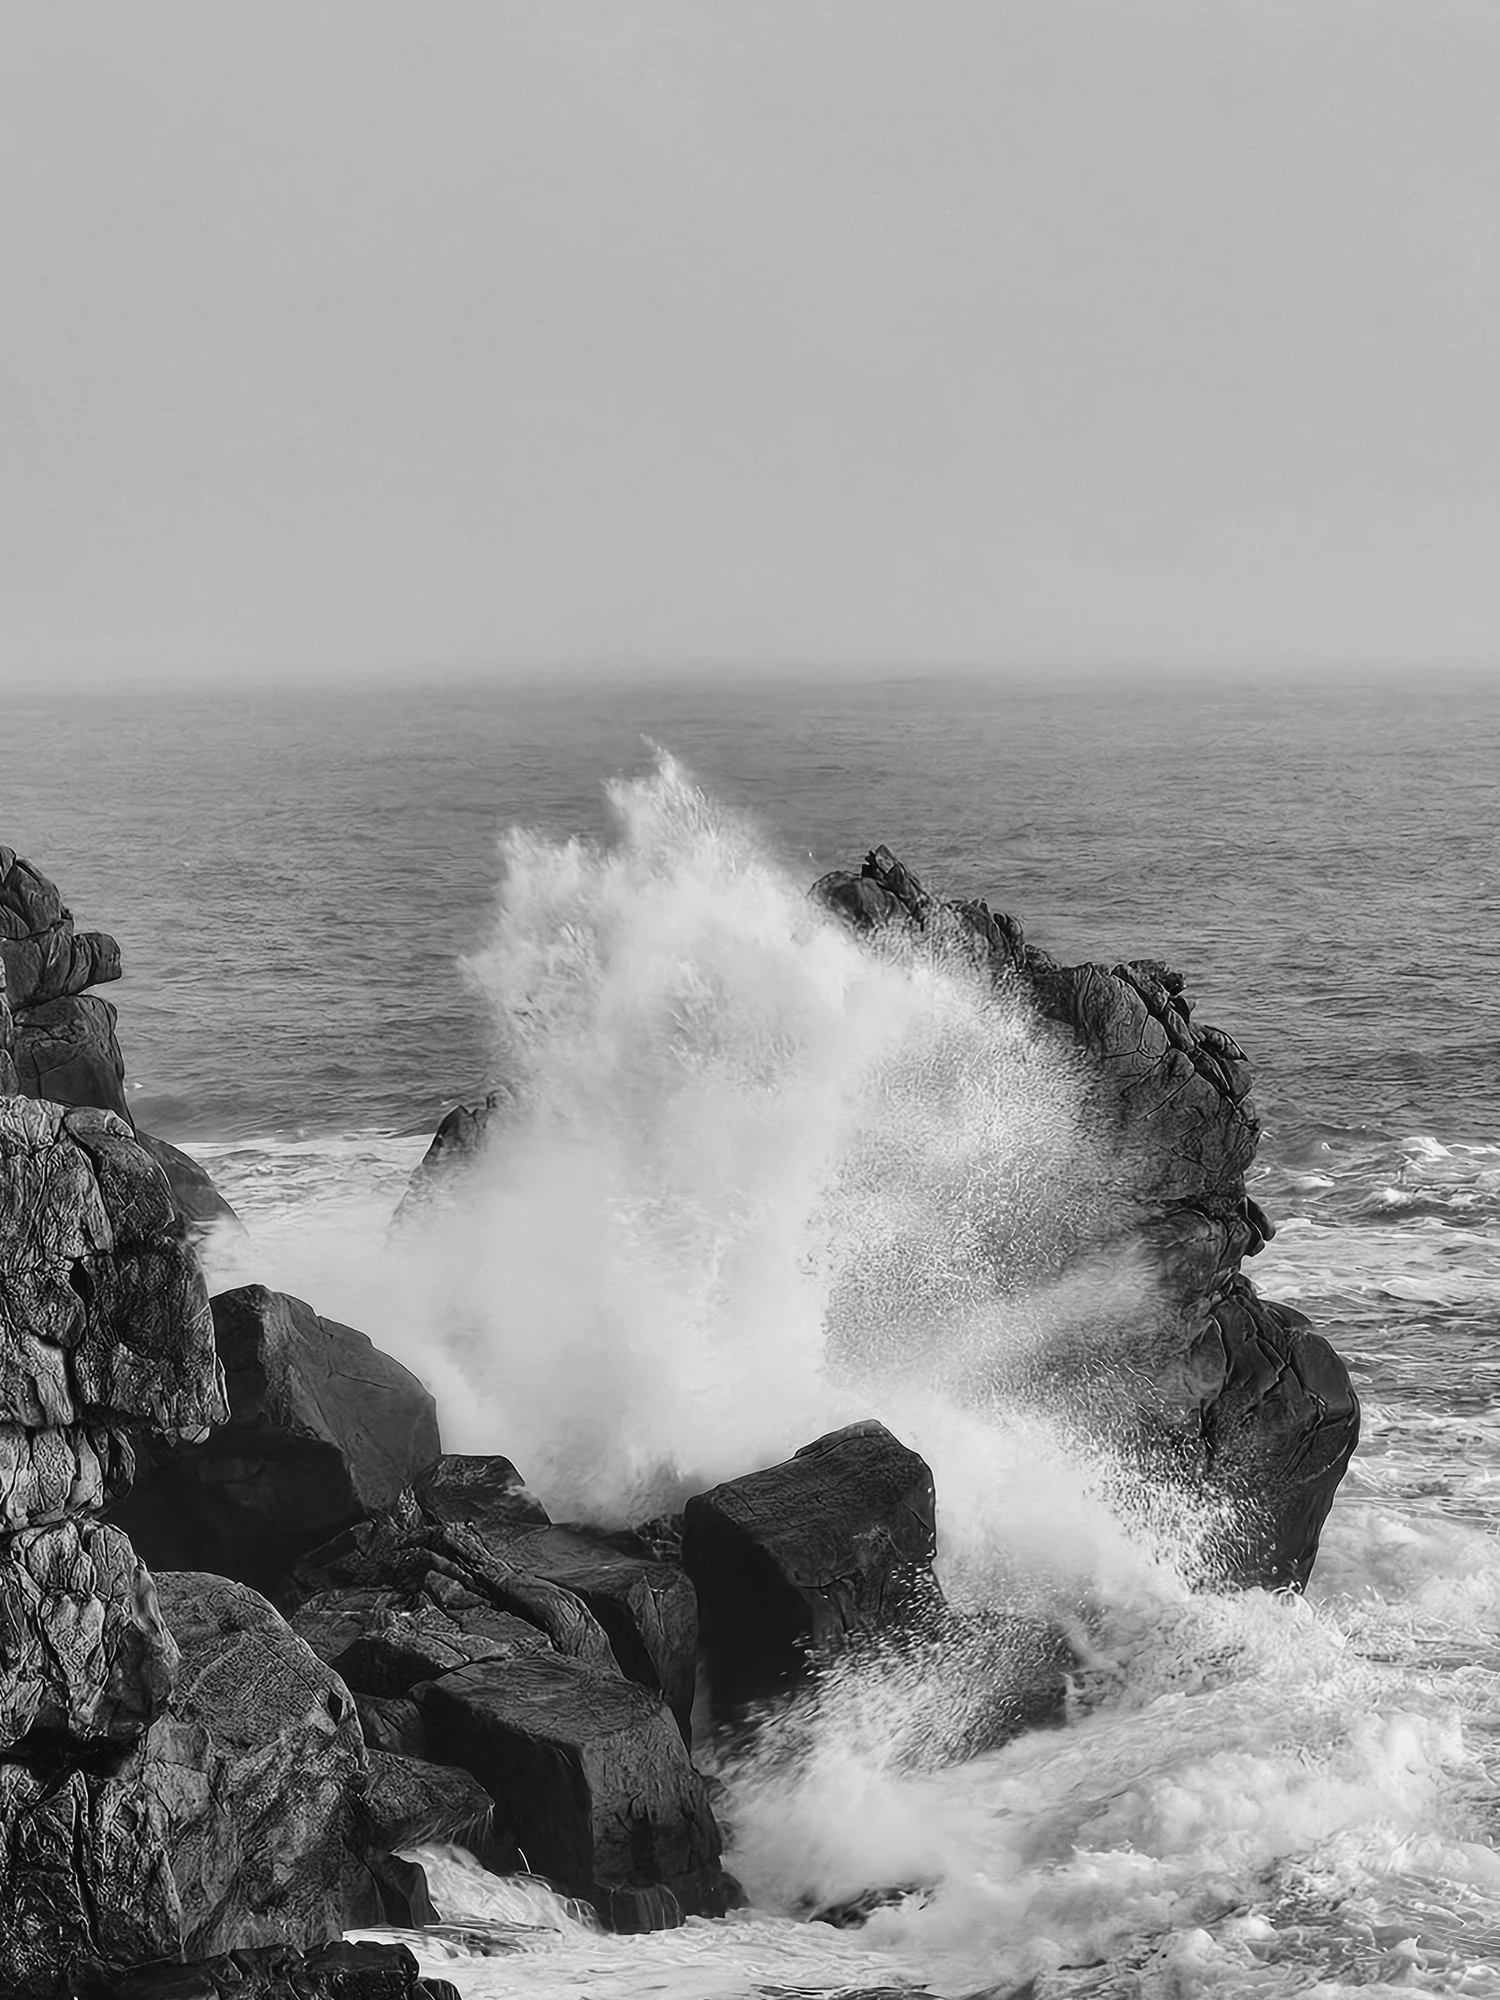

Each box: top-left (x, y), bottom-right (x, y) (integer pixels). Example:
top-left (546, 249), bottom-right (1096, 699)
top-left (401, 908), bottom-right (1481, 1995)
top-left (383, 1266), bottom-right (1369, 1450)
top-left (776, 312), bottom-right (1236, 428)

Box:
top-left (682, 1421), bottom-right (941, 1706)
top-left (419, 1650), bottom-right (733, 1927)
top-left (112, 1286), bottom-right (441, 1591)
top-left (354, 1692), bottom-right (428, 1757)
top-left (390, 1090), bottom-right (512, 1230)
top-left (497, 1523), bottom-right (699, 1734)
top-left (1192, 1280), bottom-right (1361, 1589)
top-left (358, 1748), bottom-right (501, 1860)
top-left (812, 847), bottom-right (1359, 1587)
top-left (148, 1571), bottom-right (366, 1957)
top-left (0, 1518), bottom-right (178, 1752)
top-left (289, 1518), bottom-right (622, 1679)
top-left (0, 1574), bottom-right (367, 1995)
top-left (135, 1132), bottom-right (243, 1240)
top-left (64, 1939), bottom-right (462, 1999)
top-left (414, 1451), bottom-right (551, 1535)
top-left (0, 850), bottom-right (128, 1120)
top-left (0, 1097), bottom-right (225, 1436)
top-left (291, 1579), bottom-right (551, 1697)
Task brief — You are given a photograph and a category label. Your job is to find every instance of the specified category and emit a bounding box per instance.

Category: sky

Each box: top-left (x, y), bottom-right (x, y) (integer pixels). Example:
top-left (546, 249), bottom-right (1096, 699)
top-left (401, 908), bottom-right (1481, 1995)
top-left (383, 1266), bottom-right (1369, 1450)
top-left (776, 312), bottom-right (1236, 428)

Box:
top-left (3, 1), bottom-right (1499, 689)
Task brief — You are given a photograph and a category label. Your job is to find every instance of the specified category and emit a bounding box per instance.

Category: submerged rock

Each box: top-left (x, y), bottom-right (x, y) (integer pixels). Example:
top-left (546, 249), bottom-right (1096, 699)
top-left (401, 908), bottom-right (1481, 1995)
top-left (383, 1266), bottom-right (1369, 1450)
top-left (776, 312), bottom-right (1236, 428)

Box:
top-left (683, 1420), bottom-right (941, 1707)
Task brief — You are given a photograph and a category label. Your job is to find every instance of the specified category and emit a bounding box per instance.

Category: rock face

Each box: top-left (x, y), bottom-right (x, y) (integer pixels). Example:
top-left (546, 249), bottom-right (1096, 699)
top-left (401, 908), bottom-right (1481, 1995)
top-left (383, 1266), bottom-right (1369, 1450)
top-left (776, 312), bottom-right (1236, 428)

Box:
top-left (113, 1285), bottom-right (442, 1592)
top-left (134, 1133), bottom-right (243, 1240)
top-left (390, 1090), bottom-right (511, 1230)
top-left (0, 848), bottom-right (130, 1121)
top-left (813, 846), bottom-right (1358, 1587)
top-left (683, 1421), bottom-right (941, 1706)
top-left (420, 1652), bottom-right (732, 1928)
top-left (65, 1939), bottom-right (463, 2000)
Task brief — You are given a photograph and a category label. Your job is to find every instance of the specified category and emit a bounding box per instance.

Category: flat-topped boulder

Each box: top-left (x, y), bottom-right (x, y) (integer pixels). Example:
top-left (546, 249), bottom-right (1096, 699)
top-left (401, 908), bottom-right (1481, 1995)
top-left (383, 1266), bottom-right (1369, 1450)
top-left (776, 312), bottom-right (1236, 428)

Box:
top-left (683, 1421), bottom-right (940, 1707)
top-left (419, 1650), bottom-right (734, 1929)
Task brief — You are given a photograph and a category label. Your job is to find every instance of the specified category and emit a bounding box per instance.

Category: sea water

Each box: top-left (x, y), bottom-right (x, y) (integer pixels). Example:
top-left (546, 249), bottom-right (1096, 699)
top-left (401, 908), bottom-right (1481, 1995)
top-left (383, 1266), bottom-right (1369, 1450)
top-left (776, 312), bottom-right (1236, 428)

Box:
top-left (5, 667), bottom-right (1499, 1996)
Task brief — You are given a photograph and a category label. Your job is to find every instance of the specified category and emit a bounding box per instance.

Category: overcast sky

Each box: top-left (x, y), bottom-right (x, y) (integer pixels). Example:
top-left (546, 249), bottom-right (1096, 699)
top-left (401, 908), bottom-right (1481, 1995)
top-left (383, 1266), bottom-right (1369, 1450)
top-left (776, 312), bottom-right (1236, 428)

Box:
top-left (4, 2), bottom-right (1499, 688)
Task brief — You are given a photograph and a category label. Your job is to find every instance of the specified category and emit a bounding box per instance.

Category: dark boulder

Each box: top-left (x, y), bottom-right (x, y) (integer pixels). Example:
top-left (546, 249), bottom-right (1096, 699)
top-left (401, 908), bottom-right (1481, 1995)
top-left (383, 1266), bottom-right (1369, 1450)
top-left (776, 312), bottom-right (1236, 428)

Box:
top-left (390, 1090), bottom-right (512, 1230)
top-left (354, 1693), bottom-right (428, 1757)
top-left (812, 847), bottom-right (1359, 1588)
top-left (112, 1286), bottom-right (441, 1592)
top-left (135, 1132), bottom-right (243, 1240)
top-left (682, 1421), bottom-right (940, 1708)
top-left (489, 1523), bottom-right (698, 1734)
top-left (291, 1578), bottom-right (552, 1697)
top-left (64, 1939), bottom-right (462, 2000)
top-left (414, 1451), bottom-right (551, 1535)
top-left (289, 1517), bottom-right (622, 1679)
top-left (1193, 1280), bottom-right (1361, 1589)
top-left (419, 1650), bottom-right (734, 1928)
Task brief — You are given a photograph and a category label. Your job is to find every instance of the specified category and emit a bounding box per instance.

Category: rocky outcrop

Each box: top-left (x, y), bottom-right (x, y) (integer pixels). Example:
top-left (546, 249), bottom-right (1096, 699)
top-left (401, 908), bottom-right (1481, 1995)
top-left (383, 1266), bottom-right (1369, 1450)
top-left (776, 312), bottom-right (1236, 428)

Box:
top-left (135, 1133), bottom-right (243, 1240)
top-left (683, 1420), bottom-right (941, 1707)
top-left (813, 846), bottom-right (1358, 1587)
top-left (390, 1090), bottom-right (511, 1230)
top-left (112, 1285), bottom-right (442, 1592)
top-left (0, 848), bottom-right (130, 1121)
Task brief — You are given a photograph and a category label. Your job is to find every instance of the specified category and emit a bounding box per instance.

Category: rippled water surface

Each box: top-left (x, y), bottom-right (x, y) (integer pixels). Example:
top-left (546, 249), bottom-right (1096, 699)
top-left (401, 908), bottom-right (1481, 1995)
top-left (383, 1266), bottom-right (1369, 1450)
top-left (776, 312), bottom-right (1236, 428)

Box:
top-left (6, 666), bottom-right (1500, 1996)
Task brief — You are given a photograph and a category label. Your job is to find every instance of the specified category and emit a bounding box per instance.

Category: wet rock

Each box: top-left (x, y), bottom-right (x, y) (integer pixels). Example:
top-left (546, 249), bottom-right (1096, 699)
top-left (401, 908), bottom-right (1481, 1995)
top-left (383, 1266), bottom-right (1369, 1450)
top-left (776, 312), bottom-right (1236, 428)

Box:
top-left (358, 1748), bottom-right (502, 1861)
top-left (414, 1452), bottom-right (551, 1535)
top-left (289, 1518), bottom-right (622, 1679)
top-left (64, 1938), bottom-right (461, 1999)
top-left (291, 1578), bottom-right (551, 1696)
top-left (112, 1286), bottom-right (441, 1591)
top-left (135, 1132), bottom-right (243, 1240)
top-left (812, 847), bottom-right (1359, 1588)
top-left (419, 1650), bottom-right (733, 1927)
top-left (354, 1692), bottom-right (428, 1757)
top-left (493, 1523), bottom-right (698, 1733)
top-left (682, 1421), bottom-right (940, 1705)
top-left (390, 1090), bottom-right (512, 1230)
top-left (1193, 1279), bottom-right (1361, 1589)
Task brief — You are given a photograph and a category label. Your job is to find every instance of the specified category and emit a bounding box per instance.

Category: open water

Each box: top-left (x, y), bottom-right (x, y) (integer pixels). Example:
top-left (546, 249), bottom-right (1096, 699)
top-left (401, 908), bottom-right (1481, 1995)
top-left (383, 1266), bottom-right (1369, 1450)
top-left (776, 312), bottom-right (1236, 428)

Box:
top-left (5, 666), bottom-right (1500, 1997)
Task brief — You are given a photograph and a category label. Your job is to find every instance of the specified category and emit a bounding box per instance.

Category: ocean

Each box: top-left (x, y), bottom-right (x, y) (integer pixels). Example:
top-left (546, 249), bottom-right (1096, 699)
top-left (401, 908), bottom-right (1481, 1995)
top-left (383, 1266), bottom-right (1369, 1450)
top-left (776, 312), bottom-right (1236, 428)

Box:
top-left (6, 665), bottom-right (1500, 1996)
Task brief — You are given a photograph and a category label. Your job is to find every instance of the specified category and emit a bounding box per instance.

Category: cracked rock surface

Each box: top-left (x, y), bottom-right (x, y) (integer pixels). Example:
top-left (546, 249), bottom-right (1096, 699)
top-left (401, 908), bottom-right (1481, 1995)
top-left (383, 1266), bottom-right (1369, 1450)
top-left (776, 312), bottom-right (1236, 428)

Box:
top-left (812, 847), bottom-right (1358, 1588)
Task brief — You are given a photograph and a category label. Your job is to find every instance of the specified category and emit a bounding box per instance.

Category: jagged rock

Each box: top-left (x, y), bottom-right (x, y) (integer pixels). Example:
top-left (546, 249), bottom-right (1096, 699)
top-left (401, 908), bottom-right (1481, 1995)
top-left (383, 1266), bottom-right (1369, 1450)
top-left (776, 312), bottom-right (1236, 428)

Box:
top-left (135, 1132), bottom-right (243, 1240)
top-left (291, 1579), bottom-right (551, 1696)
top-left (64, 1939), bottom-right (462, 2000)
top-left (0, 1097), bottom-right (225, 1435)
top-left (0, 1421), bottom-right (135, 1530)
top-left (0, 1575), bottom-right (366, 1995)
top-left (358, 1748), bottom-right (501, 1861)
top-left (682, 1421), bottom-right (940, 1708)
top-left (496, 1523), bottom-right (698, 1733)
top-left (413, 1452), bottom-right (551, 1535)
top-left (0, 952), bottom-right (18, 1096)
top-left (0, 849), bottom-right (122, 1010)
top-left (112, 1286), bottom-right (441, 1591)
top-left (0, 1518), bottom-right (177, 1751)
top-left (147, 1571), bottom-right (366, 1957)
top-left (419, 1650), bottom-right (733, 1928)
top-left (1193, 1280), bottom-right (1360, 1588)
top-left (0, 849), bottom-right (129, 1120)
top-left (812, 847), bottom-right (1359, 1587)
top-left (289, 1518), bottom-right (622, 1679)
top-left (354, 1693), bottom-right (428, 1758)
top-left (390, 1090), bottom-right (511, 1230)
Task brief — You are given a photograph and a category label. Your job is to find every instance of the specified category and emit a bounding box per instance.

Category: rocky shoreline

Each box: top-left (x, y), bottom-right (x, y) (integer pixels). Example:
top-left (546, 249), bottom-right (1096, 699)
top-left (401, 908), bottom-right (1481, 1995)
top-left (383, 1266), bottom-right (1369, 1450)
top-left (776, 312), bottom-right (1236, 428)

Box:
top-left (0, 843), bottom-right (1358, 1997)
